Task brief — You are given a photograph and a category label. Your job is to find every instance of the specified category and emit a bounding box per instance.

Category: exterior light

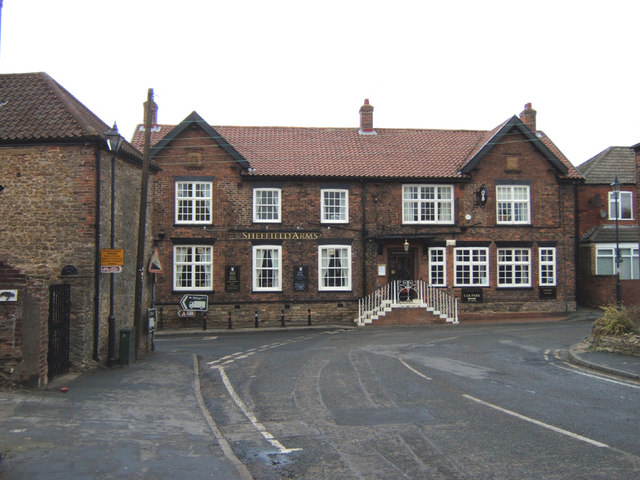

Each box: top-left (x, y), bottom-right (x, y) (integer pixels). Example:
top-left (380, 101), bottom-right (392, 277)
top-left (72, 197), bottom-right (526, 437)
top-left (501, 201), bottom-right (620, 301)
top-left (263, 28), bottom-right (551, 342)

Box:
top-left (403, 239), bottom-right (410, 252)
top-left (105, 122), bottom-right (124, 153)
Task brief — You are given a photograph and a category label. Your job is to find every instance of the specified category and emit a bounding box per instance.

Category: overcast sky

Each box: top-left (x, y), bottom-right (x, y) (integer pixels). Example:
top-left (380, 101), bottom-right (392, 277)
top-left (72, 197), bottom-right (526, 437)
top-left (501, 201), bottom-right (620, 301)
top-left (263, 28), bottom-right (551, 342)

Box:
top-left (1, 0), bottom-right (638, 165)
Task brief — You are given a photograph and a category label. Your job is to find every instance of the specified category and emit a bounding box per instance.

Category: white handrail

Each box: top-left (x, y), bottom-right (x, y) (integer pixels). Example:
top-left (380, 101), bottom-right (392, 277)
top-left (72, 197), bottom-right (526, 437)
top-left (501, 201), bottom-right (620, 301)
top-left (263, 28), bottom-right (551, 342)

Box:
top-left (356, 280), bottom-right (459, 325)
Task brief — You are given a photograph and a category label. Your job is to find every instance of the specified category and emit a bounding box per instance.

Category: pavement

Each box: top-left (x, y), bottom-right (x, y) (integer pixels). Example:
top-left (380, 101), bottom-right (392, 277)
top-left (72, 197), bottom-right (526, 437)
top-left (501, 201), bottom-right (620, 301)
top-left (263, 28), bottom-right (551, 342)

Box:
top-left (0, 311), bottom-right (638, 479)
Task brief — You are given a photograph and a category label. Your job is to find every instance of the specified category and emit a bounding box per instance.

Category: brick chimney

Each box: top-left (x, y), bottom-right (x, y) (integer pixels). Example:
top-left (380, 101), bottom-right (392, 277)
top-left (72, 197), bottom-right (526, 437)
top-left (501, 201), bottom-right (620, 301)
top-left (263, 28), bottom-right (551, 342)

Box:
top-left (519, 102), bottom-right (537, 133)
top-left (143, 98), bottom-right (158, 124)
top-left (359, 99), bottom-right (376, 135)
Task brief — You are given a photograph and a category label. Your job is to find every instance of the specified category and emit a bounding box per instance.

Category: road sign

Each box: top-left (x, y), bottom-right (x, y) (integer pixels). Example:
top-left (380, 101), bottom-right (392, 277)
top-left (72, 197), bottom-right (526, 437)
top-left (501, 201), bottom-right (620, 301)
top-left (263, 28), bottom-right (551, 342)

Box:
top-left (148, 247), bottom-right (164, 274)
top-left (177, 310), bottom-right (196, 318)
top-left (179, 294), bottom-right (209, 311)
top-left (101, 265), bottom-right (122, 273)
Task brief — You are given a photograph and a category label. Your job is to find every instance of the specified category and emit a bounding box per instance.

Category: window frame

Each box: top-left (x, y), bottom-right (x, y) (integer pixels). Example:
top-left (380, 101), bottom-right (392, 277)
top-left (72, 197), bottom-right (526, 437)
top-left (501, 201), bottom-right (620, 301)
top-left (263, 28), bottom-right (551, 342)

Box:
top-left (454, 247), bottom-right (489, 287)
top-left (608, 191), bottom-right (633, 220)
top-left (173, 245), bottom-right (213, 291)
top-left (595, 243), bottom-right (640, 280)
top-left (402, 184), bottom-right (454, 225)
top-left (318, 245), bottom-right (352, 291)
top-left (496, 185), bottom-right (531, 225)
top-left (428, 247), bottom-right (447, 286)
top-left (252, 245), bottom-right (282, 292)
top-left (321, 189), bottom-right (349, 224)
top-left (253, 188), bottom-right (281, 223)
top-left (175, 181), bottom-right (212, 225)
top-left (497, 248), bottom-right (532, 288)
top-left (538, 247), bottom-right (557, 286)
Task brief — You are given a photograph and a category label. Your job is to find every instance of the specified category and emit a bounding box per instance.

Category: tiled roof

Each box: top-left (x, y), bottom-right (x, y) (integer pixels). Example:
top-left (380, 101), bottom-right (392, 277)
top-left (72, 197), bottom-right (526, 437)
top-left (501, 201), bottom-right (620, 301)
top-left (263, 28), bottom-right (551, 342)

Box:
top-left (580, 224), bottom-right (639, 243)
top-left (577, 146), bottom-right (636, 185)
top-left (0, 72), bottom-right (109, 141)
top-left (131, 111), bottom-right (581, 180)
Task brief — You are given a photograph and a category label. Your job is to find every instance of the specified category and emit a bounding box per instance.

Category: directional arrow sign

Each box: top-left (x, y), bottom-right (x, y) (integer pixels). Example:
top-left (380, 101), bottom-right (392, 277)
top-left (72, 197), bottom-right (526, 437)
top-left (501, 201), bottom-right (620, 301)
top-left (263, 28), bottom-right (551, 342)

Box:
top-left (179, 294), bottom-right (209, 311)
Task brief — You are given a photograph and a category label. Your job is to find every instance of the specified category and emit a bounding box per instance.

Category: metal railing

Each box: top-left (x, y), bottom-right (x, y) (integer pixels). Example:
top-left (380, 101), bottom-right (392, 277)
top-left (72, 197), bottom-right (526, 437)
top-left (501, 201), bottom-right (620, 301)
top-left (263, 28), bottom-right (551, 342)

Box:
top-left (356, 280), bottom-right (458, 326)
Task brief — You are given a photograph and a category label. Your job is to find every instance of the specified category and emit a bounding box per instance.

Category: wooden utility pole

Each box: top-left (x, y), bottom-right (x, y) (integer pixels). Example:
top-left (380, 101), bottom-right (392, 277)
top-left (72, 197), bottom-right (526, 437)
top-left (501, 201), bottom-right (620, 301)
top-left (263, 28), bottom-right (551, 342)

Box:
top-left (133, 88), bottom-right (154, 359)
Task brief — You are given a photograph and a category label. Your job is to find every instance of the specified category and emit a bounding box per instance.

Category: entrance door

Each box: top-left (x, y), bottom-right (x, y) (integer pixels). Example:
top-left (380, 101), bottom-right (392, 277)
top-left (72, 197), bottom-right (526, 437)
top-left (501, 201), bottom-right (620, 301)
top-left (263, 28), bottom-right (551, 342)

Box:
top-left (47, 284), bottom-right (70, 380)
top-left (388, 251), bottom-right (414, 282)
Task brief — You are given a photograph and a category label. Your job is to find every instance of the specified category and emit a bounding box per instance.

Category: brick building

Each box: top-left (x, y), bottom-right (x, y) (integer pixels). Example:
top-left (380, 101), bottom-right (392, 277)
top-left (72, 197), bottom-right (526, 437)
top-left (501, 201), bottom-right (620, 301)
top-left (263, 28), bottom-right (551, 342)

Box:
top-left (0, 73), bottom-right (154, 385)
top-left (576, 146), bottom-right (640, 307)
top-left (132, 100), bottom-right (581, 328)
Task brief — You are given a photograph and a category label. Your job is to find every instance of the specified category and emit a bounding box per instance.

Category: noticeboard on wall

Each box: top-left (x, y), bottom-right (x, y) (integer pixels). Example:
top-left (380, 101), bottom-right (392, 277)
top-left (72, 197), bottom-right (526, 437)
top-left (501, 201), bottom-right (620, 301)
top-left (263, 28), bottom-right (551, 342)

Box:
top-left (294, 266), bottom-right (308, 291)
top-left (225, 266), bottom-right (240, 292)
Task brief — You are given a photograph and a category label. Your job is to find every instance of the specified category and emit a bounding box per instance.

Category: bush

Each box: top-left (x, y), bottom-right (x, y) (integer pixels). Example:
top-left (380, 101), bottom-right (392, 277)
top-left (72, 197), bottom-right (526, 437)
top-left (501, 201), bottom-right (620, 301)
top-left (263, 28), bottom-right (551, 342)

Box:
top-left (625, 305), bottom-right (640, 332)
top-left (592, 305), bottom-right (638, 337)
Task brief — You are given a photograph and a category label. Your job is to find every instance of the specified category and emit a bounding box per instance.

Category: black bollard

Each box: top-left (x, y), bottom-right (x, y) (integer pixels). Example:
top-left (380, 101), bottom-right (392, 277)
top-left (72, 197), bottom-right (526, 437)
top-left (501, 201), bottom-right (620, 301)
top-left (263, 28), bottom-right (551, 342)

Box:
top-left (281, 310), bottom-right (285, 327)
top-left (202, 313), bottom-right (207, 331)
top-left (308, 308), bottom-right (312, 326)
top-left (254, 311), bottom-right (259, 328)
top-left (228, 312), bottom-right (232, 329)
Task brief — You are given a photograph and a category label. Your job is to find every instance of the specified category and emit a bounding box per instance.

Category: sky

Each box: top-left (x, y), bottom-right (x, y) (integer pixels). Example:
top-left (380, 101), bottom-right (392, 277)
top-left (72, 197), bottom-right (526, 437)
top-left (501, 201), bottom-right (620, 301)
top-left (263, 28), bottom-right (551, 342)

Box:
top-left (1, 0), bottom-right (639, 165)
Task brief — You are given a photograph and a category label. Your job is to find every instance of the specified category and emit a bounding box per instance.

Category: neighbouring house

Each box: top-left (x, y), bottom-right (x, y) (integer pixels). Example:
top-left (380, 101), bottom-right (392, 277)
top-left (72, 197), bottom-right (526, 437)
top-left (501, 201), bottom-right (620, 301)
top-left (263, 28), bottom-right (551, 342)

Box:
top-left (131, 100), bottom-right (582, 328)
top-left (576, 146), bottom-right (640, 307)
top-left (0, 72), bottom-right (155, 386)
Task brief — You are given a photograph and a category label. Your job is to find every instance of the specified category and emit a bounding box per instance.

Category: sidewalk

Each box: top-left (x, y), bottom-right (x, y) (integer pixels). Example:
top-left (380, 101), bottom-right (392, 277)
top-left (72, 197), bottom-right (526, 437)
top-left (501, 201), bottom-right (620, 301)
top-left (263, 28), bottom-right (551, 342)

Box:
top-left (0, 350), bottom-right (246, 480)
top-left (569, 341), bottom-right (640, 381)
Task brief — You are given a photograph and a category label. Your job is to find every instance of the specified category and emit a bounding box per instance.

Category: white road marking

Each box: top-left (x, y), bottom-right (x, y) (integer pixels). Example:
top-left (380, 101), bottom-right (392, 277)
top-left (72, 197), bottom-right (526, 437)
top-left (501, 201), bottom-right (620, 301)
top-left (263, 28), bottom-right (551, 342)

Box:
top-left (462, 394), bottom-right (609, 448)
top-left (192, 355), bottom-right (253, 480)
top-left (399, 358), bottom-right (432, 381)
top-left (545, 350), bottom-right (640, 389)
top-left (216, 366), bottom-right (302, 454)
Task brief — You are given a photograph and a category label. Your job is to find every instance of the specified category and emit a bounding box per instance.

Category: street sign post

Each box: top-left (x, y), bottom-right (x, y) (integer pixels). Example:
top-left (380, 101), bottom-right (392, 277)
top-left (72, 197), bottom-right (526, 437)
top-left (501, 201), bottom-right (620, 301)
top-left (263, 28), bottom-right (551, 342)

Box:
top-left (179, 294), bottom-right (209, 311)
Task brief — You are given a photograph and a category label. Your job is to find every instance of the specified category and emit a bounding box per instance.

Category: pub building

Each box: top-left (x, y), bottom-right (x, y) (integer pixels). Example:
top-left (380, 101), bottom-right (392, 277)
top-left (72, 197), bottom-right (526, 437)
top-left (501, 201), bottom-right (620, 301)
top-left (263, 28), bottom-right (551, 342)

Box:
top-left (132, 100), bottom-right (582, 328)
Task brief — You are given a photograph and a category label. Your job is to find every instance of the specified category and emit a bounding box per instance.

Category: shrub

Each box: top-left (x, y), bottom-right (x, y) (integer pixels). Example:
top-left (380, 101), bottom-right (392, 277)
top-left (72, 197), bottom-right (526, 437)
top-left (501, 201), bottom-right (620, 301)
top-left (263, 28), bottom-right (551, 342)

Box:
top-left (592, 305), bottom-right (638, 337)
top-left (625, 305), bottom-right (640, 332)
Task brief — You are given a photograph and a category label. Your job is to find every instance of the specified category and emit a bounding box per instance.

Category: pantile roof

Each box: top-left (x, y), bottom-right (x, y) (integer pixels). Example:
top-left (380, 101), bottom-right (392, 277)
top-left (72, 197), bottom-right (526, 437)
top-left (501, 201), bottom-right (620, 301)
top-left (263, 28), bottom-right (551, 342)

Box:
top-left (0, 72), bottom-right (143, 161)
top-left (131, 107), bottom-right (581, 180)
top-left (577, 146), bottom-right (636, 185)
top-left (0, 72), bottom-right (108, 141)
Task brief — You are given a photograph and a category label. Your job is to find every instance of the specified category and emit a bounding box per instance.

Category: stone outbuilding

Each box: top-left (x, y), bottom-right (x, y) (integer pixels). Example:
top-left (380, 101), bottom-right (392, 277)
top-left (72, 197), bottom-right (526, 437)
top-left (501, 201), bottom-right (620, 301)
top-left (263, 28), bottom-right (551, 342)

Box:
top-left (0, 72), bottom-right (155, 386)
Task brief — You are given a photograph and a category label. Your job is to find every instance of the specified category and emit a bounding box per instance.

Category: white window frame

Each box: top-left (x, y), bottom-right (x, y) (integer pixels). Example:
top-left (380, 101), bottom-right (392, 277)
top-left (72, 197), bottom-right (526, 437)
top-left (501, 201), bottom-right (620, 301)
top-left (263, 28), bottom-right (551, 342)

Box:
top-left (454, 247), bottom-right (489, 286)
top-left (428, 247), bottom-right (447, 286)
top-left (402, 185), bottom-right (454, 225)
top-left (539, 247), bottom-right (557, 286)
top-left (318, 245), bottom-right (352, 291)
top-left (496, 185), bottom-right (530, 224)
top-left (595, 243), bottom-right (640, 280)
top-left (175, 181), bottom-right (212, 224)
top-left (253, 188), bottom-right (281, 223)
top-left (608, 191), bottom-right (633, 220)
top-left (497, 248), bottom-right (531, 287)
top-left (252, 246), bottom-right (282, 291)
top-left (173, 245), bottom-right (213, 291)
top-left (321, 189), bottom-right (349, 223)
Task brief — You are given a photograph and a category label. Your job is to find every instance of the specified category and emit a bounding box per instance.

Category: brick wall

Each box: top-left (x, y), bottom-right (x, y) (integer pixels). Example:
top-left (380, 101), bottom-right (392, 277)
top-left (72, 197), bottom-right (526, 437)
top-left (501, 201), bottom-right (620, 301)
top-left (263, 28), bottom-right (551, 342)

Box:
top-left (150, 124), bottom-right (577, 329)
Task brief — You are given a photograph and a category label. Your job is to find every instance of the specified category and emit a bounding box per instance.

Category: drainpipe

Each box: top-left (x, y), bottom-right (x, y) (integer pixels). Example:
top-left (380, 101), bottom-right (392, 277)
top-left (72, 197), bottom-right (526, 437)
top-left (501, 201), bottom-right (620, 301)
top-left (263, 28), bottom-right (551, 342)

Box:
top-left (93, 147), bottom-right (102, 361)
top-left (361, 180), bottom-right (367, 297)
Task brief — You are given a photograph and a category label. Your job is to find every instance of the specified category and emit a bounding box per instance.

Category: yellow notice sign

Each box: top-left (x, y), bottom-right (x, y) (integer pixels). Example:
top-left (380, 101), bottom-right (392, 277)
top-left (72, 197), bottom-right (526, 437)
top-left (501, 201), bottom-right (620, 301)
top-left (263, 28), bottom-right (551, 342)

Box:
top-left (101, 249), bottom-right (124, 266)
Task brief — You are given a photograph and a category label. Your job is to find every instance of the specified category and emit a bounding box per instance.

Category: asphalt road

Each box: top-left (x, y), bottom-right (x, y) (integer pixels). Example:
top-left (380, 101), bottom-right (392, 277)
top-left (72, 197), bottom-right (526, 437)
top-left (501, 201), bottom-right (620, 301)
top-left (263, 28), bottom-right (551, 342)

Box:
top-left (159, 321), bottom-right (640, 479)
